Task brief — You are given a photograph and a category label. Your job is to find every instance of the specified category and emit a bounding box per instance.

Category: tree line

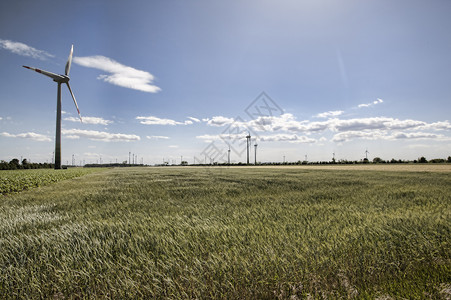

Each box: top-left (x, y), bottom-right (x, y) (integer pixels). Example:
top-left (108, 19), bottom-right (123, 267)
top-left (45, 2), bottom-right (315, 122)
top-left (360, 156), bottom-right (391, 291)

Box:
top-left (1, 156), bottom-right (450, 170)
top-left (0, 159), bottom-right (54, 170)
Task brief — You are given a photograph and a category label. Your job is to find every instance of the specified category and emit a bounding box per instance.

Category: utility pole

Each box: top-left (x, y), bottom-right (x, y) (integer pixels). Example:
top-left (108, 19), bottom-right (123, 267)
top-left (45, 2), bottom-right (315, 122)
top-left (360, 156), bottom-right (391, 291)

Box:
top-left (129, 152), bottom-right (131, 165)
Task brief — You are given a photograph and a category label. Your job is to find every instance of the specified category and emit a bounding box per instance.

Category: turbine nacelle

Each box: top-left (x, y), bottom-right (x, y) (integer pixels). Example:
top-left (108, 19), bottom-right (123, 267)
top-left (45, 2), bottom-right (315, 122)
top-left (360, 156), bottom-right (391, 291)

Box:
top-left (53, 75), bottom-right (70, 84)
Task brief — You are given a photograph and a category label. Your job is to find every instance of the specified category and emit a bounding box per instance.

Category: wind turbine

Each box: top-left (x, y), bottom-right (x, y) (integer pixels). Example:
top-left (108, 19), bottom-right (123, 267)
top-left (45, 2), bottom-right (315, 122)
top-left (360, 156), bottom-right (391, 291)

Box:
top-left (23, 45), bottom-right (82, 169)
top-left (254, 139), bottom-right (258, 165)
top-left (246, 132), bottom-right (251, 164)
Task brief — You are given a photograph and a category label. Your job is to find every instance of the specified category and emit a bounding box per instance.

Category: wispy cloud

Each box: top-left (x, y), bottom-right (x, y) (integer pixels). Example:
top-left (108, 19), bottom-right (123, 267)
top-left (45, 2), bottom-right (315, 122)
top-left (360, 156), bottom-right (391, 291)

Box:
top-left (62, 129), bottom-right (140, 142)
top-left (358, 98), bottom-right (383, 108)
top-left (203, 116), bottom-right (235, 127)
top-left (0, 131), bottom-right (51, 142)
top-left (187, 117), bottom-right (201, 123)
top-left (315, 110), bottom-right (344, 119)
top-left (136, 116), bottom-right (193, 125)
top-left (64, 116), bottom-right (113, 125)
top-left (73, 55), bottom-right (161, 93)
top-left (146, 135), bottom-right (170, 140)
top-left (168, 145), bottom-right (179, 148)
top-left (0, 39), bottom-right (54, 60)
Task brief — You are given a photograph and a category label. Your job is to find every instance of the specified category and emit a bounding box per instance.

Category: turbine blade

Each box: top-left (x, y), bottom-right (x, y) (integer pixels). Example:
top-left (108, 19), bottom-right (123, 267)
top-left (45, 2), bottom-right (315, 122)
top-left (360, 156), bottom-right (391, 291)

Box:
top-left (66, 82), bottom-right (82, 123)
top-left (23, 65), bottom-right (63, 81)
top-left (65, 45), bottom-right (74, 76)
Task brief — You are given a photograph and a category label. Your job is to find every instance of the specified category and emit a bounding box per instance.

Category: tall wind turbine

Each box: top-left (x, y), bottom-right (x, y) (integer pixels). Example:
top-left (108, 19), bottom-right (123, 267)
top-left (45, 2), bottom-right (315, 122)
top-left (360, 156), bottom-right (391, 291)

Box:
top-left (246, 132), bottom-right (251, 164)
top-left (23, 45), bottom-right (82, 169)
top-left (254, 139), bottom-right (258, 165)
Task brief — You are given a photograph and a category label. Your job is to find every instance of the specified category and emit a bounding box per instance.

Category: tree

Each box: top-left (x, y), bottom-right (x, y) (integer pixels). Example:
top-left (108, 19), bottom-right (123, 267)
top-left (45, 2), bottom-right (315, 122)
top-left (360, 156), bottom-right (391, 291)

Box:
top-left (0, 160), bottom-right (8, 170)
top-left (373, 157), bottom-right (382, 163)
top-left (419, 156), bottom-right (427, 163)
top-left (9, 158), bottom-right (20, 170)
top-left (448, 156), bottom-right (451, 163)
top-left (22, 158), bottom-right (29, 169)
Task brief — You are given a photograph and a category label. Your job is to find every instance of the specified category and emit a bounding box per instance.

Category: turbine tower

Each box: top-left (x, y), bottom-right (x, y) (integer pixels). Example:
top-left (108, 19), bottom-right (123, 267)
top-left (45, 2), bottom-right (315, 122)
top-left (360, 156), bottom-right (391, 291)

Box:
top-left (365, 149), bottom-right (370, 160)
top-left (254, 139), bottom-right (258, 165)
top-left (228, 146), bottom-right (231, 165)
top-left (246, 133), bottom-right (251, 164)
top-left (23, 45), bottom-right (82, 169)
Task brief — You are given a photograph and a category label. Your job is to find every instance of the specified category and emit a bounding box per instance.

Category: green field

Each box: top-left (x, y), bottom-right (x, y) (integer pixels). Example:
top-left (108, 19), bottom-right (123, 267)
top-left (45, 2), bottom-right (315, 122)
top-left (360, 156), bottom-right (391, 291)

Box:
top-left (0, 167), bottom-right (450, 299)
top-left (0, 168), bottom-right (102, 195)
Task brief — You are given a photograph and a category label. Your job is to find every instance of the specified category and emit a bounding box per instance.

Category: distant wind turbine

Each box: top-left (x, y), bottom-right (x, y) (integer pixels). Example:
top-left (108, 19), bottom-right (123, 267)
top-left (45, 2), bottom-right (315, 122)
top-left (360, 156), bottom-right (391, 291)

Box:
top-left (23, 45), bottom-right (82, 169)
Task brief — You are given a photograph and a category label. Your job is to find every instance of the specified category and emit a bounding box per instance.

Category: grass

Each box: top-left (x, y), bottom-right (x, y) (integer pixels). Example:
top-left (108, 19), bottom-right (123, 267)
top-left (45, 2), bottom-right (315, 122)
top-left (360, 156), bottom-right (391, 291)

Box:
top-left (0, 166), bottom-right (450, 299)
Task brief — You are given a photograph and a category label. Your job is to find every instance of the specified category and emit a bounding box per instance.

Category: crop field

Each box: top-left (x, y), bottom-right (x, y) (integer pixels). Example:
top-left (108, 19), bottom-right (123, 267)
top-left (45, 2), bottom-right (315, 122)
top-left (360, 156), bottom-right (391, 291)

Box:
top-left (0, 168), bottom-right (102, 195)
top-left (0, 166), bottom-right (450, 299)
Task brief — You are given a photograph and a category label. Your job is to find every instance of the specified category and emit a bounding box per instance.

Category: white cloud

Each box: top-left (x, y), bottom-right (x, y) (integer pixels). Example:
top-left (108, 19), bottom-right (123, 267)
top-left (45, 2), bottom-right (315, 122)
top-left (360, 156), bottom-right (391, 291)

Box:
top-left (146, 135), bottom-right (170, 140)
top-left (73, 55), bottom-right (161, 93)
top-left (0, 39), bottom-right (54, 60)
top-left (203, 113), bottom-right (451, 138)
top-left (169, 145), bottom-right (179, 148)
top-left (332, 131), bottom-right (385, 142)
top-left (187, 117), bottom-right (201, 123)
top-left (195, 133), bottom-right (315, 144)
top-left (0, 117), bottom-right (2, 120)
top-left (196, 134), bottom-right (244, 143)
top-left (315, 110), bottom-right (344, 119)
top-left (64, 116), bottom-right (113, 125)
top-left (0, 131), bottom-right (51, 142)
top-left (62, 129), bottom-right (140, 142)
top-left (390, 132), bottom-right (446, 140)
top-left (332, 130), bottom-right (448, 142)
top-left (358, 98), bottom-right (383, 108)
top-left (204, 116), bottom-right (235, 127)
top-left (329, 117), bottom-right (426, 132)
top-left (83, 152), bottom-right (102, 158)
top-left (258, 134), bottom-right (316, 143)
top-left (419, 120), bottom-right (451, 130)
top-left (199, 112), bottom-right (451, 144)
top-left (136, 116), bottom-right (193, 125)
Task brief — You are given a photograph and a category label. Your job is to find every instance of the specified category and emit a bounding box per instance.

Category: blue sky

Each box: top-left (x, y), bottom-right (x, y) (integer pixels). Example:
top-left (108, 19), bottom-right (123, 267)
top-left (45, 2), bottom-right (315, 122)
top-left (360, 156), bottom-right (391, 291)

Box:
top-left (1, 0), bottom-right (450, 165)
